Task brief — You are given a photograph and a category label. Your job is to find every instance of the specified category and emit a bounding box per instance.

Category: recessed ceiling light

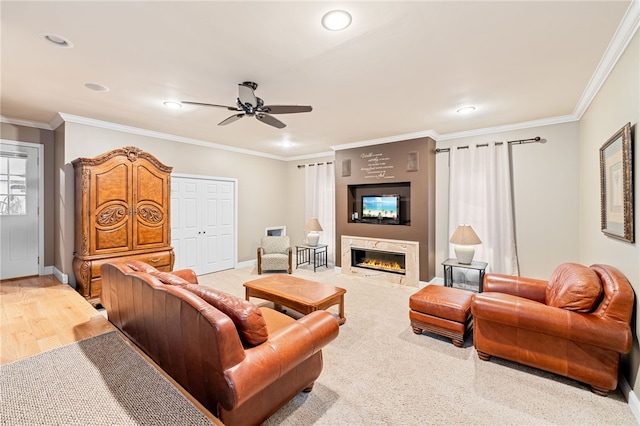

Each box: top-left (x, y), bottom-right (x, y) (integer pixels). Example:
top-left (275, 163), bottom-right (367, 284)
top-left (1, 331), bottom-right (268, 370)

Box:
top-left (456, 106), bottom-right (476, 114)
top-left (84, 83), bottom-right (109, 92)
top-left (322, 10), bottom-right (352, 31)
top-left (163, 101), bottom-right (182, 110)
top-left (40, 32), bottom-right (73, 48)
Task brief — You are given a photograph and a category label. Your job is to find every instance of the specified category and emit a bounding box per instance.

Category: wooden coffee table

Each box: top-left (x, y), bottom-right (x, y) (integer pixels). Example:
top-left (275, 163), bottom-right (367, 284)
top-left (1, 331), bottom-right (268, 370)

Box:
top-left (244, 275), bottom-right (346, 325)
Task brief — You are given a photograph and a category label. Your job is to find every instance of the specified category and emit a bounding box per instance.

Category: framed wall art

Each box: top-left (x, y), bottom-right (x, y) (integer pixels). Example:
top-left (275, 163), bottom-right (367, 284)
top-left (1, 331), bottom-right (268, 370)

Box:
top-left (599, 122), bottom-right (634, 243)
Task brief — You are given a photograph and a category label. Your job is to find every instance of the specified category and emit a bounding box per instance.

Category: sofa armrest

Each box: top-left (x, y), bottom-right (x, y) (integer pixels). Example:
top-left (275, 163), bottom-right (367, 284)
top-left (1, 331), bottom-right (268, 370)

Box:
top-left (170, 268), bottom-right (199, 284)
top-left (224, 310), bottom-right (339, 408)
top-left (472, 292), bottom-right (632, 353)
top-left (484, 273), bottom-right (547, 303)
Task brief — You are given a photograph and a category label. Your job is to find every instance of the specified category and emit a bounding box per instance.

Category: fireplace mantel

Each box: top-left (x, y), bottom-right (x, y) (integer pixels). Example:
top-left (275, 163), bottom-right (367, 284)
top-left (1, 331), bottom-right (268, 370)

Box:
top-left (341, 236), bottom-right (419, 287)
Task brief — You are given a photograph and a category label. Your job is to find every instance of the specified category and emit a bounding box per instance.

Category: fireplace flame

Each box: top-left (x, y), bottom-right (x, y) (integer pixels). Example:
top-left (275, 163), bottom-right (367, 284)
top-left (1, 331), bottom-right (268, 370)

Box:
top-left (361, 258), bottom-right (403, 271)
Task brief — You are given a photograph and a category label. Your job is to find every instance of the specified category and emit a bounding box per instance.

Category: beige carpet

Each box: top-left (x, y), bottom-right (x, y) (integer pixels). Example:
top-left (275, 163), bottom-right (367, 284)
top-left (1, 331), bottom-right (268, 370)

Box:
top-left (197, 265), bottom-right (637, 426)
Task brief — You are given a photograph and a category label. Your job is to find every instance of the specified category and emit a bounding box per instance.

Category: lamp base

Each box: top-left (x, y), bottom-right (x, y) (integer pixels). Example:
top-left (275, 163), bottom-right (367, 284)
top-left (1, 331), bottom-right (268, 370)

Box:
top-left (454, 245), bottom-right (475, 264)
top-left (307, 232), bottom-right (320, 247)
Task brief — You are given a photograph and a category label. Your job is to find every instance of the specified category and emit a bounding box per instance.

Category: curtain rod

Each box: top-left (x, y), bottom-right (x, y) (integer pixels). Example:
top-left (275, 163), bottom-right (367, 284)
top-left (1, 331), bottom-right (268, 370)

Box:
top-left (435, 137), bottom-right (543, 153)
top-left (297, 161), bottom-right (334, 169)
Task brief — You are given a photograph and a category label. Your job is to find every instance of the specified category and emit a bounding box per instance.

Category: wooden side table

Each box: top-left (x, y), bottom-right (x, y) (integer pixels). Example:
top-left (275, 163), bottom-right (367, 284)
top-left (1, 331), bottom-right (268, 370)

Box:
top-left (296, 244), bottom-right (328, 272)
top-left (442, 258), bottom-right (488, 292)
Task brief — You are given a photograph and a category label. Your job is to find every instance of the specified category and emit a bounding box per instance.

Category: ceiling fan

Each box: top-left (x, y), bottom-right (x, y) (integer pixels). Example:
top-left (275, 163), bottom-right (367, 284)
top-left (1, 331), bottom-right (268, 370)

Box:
top-left (182, 82), bottom-right (312, 129)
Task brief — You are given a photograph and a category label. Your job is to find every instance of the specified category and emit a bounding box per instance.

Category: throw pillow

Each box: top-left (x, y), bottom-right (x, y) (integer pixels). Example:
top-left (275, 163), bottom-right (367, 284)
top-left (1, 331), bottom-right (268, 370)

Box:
top-left (183, 284), bottom-right (269, 346)
top-left (546, 263), bottom-right (603, 312)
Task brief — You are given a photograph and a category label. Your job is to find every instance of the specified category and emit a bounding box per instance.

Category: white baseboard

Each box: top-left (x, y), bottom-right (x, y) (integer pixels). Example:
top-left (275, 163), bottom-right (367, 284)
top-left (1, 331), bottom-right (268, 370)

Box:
top-left (52, 266), bottom-right (69, 285)
top-left (43, 266), bottom-right (53, 276)
top-left (428, 277), bottom-right (445, 286)
top-left (236, 259), bottom-right (256, 269)
top-left (619, 375), bottom-right (640, 423)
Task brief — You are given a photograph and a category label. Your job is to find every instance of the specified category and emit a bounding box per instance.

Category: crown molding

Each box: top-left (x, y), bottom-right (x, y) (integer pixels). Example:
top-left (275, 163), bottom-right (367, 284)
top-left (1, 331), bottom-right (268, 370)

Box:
top-left (1, 115), bottom-right (52, 130)
top-left (55, 113), bottom-right (288, 161)
top-left (573, 0), bottom-right (640, 119)
top-left (436, 115), bottom-right (578, 141)
top-left (330, 129), bottom-right (440, 152)
top-left (285, 151), bottom-right (336, 162)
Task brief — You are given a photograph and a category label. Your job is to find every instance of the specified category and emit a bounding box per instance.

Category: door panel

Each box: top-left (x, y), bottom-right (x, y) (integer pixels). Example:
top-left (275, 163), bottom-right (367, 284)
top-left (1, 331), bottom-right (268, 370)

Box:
top-left (133, 158), bottom-right (170, 250)
top-left (171, 176), bottom-right (235, 275)
top-left (91, 160), bottom-right (132, 254)
top-left (0, 142), bottom-right (39, 279)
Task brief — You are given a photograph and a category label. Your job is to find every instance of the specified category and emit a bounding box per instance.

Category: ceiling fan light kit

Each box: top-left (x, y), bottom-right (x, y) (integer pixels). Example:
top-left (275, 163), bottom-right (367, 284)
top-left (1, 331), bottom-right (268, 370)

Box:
top-left (183, 82), bottom-right (312, 129)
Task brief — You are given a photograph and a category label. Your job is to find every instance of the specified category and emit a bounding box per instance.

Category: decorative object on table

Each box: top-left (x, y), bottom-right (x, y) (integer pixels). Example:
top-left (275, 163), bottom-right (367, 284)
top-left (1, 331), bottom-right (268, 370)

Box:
top-left (599, 122), bottom-right (634, 243)
top-left (305, 218), bottom-right (323, 246)
top-left (449, 224), bottom-right (482, 264)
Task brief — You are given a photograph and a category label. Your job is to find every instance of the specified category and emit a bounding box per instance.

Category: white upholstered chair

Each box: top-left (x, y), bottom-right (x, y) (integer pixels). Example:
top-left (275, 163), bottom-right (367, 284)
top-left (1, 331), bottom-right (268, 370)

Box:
top-left (257, 236), bottom-right (292, 274)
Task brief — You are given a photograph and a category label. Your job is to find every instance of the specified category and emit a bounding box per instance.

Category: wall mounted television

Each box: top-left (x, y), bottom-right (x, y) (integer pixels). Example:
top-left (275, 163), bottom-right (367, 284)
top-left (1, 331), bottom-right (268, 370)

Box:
top-left (361, 194), bottom-right (400, 224)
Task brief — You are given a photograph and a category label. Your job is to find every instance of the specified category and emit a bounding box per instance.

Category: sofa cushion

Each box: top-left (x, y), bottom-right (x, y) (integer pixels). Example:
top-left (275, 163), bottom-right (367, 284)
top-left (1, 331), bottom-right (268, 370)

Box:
top-left (546, 263), bottom-right (603, 312)
top-left (151, 271), bottom-right (190, 286)
top-left (183, 284), bottom-right (269, 346)
top-left (124, 260), bottom-right (160, 274)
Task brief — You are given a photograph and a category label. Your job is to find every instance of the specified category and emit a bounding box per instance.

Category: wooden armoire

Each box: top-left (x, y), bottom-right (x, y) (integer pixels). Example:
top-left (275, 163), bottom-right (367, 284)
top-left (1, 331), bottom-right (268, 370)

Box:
top-left (72, 146), bottom-right (174, 304)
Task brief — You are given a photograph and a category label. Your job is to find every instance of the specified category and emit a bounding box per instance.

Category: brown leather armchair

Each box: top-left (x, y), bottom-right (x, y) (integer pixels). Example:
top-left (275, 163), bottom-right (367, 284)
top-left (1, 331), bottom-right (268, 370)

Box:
top-left (471, 263), bottom-right (633, 396)
top-left (101, 261), bottom-right (339, 425)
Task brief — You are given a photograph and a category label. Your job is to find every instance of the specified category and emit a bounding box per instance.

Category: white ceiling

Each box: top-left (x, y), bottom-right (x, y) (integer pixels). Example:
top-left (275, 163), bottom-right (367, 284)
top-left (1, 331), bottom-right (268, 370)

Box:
top-left (1, 1), bottom-right (636, 159)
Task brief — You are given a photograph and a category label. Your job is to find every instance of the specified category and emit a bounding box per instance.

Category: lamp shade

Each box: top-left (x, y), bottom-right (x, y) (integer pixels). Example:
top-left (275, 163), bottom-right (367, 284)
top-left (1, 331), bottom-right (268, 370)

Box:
top-left (450, 224), bottom-right (481, 264)
top-left (305, 218), bottom-right (322, 246)
top-left (449, 225), bottom-right (481, 245)
top-left (304, 218), bottom-right (323, 232)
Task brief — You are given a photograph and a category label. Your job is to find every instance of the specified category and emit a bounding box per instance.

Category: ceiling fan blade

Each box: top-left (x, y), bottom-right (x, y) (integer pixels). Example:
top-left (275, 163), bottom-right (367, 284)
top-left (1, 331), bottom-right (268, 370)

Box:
top-left (238, 83), bottom-right (257, 107)
top-left (218, 113), bottom-right (245, 126)
top-left (263, 105), bottom-right (313, 114)
top-left (182, 101), bottom-right (239, 111)
top-left (256, 113), bottom-right (286, 129)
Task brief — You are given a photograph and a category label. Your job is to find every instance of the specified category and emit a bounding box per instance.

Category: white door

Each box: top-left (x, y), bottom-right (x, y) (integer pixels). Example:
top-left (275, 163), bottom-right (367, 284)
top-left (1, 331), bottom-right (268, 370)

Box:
top-left (172, 176), bottom-right (236, 275)
top-left (0, 142), bottom-right (40, 279)
top-left (201, 180), bottom-right (235, 273)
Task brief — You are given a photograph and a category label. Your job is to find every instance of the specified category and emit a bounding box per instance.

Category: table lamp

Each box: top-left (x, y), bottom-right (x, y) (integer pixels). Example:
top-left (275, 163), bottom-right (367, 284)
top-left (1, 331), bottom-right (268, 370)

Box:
top-left (449, 224), bottom-right (482, 264)
top-left (304, 218), bottom-right (323, 246)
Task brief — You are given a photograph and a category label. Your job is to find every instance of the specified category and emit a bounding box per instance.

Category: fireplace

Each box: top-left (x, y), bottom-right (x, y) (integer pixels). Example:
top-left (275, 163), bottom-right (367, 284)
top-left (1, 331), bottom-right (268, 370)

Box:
top-left (351, 248), bottom-right (405, 275)
top-left (341, 236), bottom-right (419, 287)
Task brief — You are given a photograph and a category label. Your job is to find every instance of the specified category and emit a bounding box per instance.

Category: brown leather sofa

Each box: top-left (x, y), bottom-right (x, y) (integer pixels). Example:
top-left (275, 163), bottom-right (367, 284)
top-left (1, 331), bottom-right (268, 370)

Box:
top-left (471, 263), bottom-right (633, 396)
top-left (100, 261), bottom-right (339, 425)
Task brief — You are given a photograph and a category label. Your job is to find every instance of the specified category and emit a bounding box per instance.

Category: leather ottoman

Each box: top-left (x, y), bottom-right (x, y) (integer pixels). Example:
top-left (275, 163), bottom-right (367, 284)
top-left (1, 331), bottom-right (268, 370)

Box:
top-left (409, 285), bottom-right (473, 347)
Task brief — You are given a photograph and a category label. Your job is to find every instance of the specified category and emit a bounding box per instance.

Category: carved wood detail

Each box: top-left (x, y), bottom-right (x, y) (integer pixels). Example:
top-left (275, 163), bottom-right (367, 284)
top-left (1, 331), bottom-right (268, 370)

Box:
top-left (137, 205), bottom-right (163, 223)
top-left (97, 205), bottom-right (127, 226)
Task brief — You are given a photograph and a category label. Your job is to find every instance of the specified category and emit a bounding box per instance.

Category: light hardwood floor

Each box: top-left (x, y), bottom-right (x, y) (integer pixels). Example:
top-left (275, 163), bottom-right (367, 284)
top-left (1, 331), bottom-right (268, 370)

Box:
top-left (0, 274), bottom-right (114, 365)
top-left (0, 274), bottom-right (222, 425)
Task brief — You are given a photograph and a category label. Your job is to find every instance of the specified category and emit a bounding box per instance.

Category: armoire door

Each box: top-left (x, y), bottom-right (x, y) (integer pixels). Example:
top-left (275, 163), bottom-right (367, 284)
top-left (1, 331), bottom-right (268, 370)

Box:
top-left (132, 158), bottom-right (171, 250)
top-left (88, 157), bottom-right (133, 255)
top-left (171, 175), bottom-right (235, 275)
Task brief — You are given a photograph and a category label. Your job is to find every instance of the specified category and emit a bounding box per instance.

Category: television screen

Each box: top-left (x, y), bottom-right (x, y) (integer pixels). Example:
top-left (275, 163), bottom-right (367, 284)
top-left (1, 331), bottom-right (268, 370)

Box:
top-left (361, 195), bottom-right (399, 222)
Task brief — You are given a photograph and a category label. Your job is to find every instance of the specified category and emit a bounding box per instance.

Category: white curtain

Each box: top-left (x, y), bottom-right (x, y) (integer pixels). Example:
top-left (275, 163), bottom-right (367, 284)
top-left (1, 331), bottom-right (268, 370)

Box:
top-left (305, 163), bottom-right (335, 264)
top-left (449, 142), bottom-right (518, 275)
